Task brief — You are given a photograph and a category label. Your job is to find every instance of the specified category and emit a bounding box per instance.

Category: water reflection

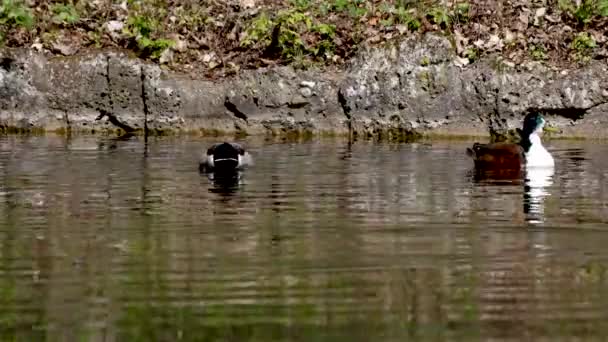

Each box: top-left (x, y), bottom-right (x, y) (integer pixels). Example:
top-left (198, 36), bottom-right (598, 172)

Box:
top-left (524, 166), bottom-right (555, 224)
top-left (0, 136), bottom-right (607, 341)
top-left (95, 132), bottom-right (138, 150)
top-left (467, 163), bottom-right (556, 224)
top-left (205, 172), bottom-right (244, 195)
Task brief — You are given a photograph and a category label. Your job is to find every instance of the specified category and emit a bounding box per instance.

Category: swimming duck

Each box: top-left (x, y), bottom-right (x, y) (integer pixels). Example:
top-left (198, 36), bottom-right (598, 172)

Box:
top-left (199, 142), bottom-right (252, 174)
top-left (467, 112), bottom-right (554, 172)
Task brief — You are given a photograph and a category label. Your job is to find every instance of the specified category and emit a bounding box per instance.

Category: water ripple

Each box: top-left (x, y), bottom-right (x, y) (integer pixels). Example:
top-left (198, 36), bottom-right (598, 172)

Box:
top-left (0, 136), bottom-right (607, 340)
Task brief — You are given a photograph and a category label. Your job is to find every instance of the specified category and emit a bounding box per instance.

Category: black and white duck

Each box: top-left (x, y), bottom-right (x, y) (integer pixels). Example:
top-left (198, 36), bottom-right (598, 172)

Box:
top-left (199, 142), bottom-right (253, 174)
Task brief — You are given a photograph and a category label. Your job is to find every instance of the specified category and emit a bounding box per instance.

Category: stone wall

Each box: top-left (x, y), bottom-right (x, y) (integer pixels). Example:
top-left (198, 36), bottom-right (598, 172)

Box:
top-left (1, 33), bottom-right (607, 138)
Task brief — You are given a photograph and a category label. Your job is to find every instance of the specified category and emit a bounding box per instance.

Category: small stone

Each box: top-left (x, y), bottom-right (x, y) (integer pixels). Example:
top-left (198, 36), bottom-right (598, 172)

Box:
top-left (503, 29), bottom-right (516, 44)
top-left (545, 14), bottom-right (560, 23)
top-left (290, 95), bottom-right (309, 107)
top-left (170, 35), bottom-right (187, 52)
top-left (227, 62), bottom-right (240, 72)
top-left (368, 34), bottom-right (382, 43)
top-left (300, 81), bottom-right (316, 88)
top-left (534, 7), bottom-right (546, 26)
top-left (602, 89), bottom-right (608, 97)
top-left (454, 29), bottom-right (468, 54)
top-left (52, 41), bottom-right (77, 56)
top-left (454, 57), bottom-right (470, 68)
top-left (159, 49), bottom-right (174, 64)
top-left (106, 20), bottom-right (124, 40)
top-left (516, 9), bottom-right (529, 31)
top-left (473, 23), bottom-right (490, 33)
top-left (486, 34), bottom-right (503, 51)
top-left (175, 40), bottom-right (188, 52)
top-left (202, 53), bottom-right (214, 63)
top-left (590, 30), bottom-right (607, 43)
top-left (90, 0), bottom-right (104, 8)
top-left (522, 61), bottom-right (541, 71)
top-left (31, 42), bottom-right (43, 52)
top-left (395, 25), bottom-right (408, 34)
top-left (473, 39), bottom-right (485, 48)
top-left (299, 87), bottom-right (313, 98)
top-left (106, 20), bottom-right (124, 32)
top-left (240, 0), bottom-right (255, 8)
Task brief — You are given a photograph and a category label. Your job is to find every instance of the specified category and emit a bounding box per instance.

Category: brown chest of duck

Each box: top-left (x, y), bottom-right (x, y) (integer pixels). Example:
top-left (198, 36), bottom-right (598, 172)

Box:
top-left (466, 112), bottom-right (554, 181)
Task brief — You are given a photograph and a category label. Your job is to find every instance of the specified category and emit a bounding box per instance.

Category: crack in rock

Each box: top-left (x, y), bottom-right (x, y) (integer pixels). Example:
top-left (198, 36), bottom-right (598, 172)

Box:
top-left (224, 98), bottom-right (248, 122)
top-left (141, 66), bottom-right (150, 135)
top-left (337, 89), bottom-right (351, 120)
top-left (287, 102), bottom-right (309, 109)
top-left (0, 57), bottom-right (14, 72)
top-left (526, 107), bottom-right (587, 121)
top-left (96, 109), bottom-right (136, 133)
top-left (64, 110), bottom-right (71, 132)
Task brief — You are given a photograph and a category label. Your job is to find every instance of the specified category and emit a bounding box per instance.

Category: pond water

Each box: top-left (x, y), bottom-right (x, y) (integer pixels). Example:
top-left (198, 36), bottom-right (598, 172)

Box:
top-left (1, 135), bottom-right (608, 341)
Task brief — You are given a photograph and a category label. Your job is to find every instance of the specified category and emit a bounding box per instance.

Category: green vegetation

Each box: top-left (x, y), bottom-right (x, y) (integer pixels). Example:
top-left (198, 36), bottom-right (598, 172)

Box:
top-left (0, 0), bottom-right (32, 26)
top-left (239, 0), bottom-right (473, 66)
top-left (0, 0), bottom-right (33, 28)
top-left (453, 2), bottom-right (471, 23)
top-left (124, 14), bottom-right (174, 60)
top-left (0, 0), bottom-right (33, 45)
top-left (571, 31), bottom-right (597, 62)
top-left (50, 3), bottom-right (79, 25)
top-left (572, 31), bottom-right (597, 62)
top-left (324, 0), bottom-right (368, 17)
top-left (464, 47), bottom-right (479, 62)
top-left (241, 9), bottom-right (336, 65)
top-left (427, 6), bottom-right (451, 28)
top-left (529, 44), bottom-right (547, 61)
top-left (240, 12), bottom-right (273, 48)
top-left (420, 56), bottom-right (430, 66)
top-left (559, 0), bottom-right (608, 24)
top-left (0, 0), bottom-right (606, 74)
top-left (394, 5), bottom-right (422, 30)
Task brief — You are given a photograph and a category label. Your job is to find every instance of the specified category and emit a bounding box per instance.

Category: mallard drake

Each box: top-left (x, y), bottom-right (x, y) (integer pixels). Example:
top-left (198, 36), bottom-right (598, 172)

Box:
top-left (199, 142), bottom-right (252, 174)
top-left (466, 112), bottom-right (554, 172)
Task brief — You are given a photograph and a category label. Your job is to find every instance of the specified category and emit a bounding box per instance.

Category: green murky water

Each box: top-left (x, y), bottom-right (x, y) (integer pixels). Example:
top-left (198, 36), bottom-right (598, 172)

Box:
top-left (1, 135), bottom-right (608, 341)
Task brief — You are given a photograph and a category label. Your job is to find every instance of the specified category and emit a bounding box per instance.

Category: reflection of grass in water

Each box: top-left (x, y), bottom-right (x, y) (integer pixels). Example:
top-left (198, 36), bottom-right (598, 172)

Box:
top-left (0, 279), bottom-right (17, 332)
top-left (117, 304), bottom-right (336, 341)
top-left (0, 206), bottom-right (45, 341)
top-left (115, 230), bottom-right (365, 340)
top-left (118, 303), bottom-right (470, 342)
top-left (112, 227), bottom-right (486, 340)
top-left (117, 301), bottom-right (408, 342)
top-left (118, 305), bottom-right (199, 341)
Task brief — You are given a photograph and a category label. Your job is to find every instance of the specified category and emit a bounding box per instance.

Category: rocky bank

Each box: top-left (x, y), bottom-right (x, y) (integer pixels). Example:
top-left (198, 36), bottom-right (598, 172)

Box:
top-left (1, 33), bottom-right (608, 139)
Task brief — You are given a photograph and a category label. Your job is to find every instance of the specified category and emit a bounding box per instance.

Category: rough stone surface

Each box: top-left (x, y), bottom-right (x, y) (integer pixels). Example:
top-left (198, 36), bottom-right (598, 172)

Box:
top-left (1, 33), bottom-right (608, 138)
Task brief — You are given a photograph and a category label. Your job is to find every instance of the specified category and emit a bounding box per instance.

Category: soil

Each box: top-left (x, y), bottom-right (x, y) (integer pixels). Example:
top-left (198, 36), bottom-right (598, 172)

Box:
top-left (1, 0), bottom-right (607, 79)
